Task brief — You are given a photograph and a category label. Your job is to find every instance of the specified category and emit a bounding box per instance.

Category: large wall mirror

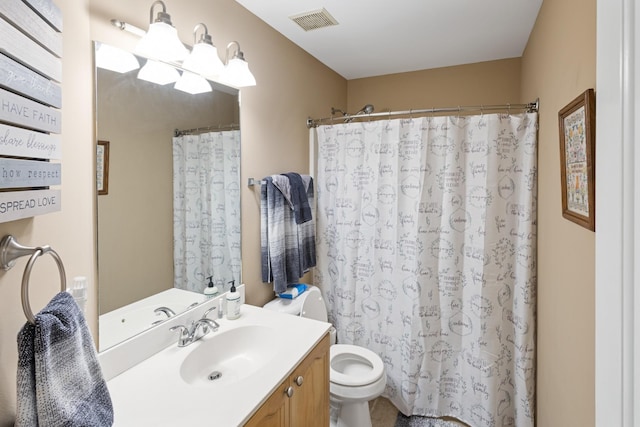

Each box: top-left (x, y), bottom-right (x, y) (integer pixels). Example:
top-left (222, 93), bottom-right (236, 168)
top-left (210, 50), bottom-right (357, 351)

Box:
top-left (95, 42), bottom-right (241, 351)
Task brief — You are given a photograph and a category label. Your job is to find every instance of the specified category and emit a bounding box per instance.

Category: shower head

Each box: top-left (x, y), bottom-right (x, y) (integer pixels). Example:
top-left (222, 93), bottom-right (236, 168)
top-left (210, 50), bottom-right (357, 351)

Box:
top-left (344, 104), bottom-right (375, 122)
top-left (359, 104), bottom-right (374, 115)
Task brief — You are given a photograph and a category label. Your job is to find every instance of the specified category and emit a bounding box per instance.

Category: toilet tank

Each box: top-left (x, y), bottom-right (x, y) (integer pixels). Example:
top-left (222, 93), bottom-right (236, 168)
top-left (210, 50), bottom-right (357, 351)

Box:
top-left (263, 286), bottom-right (328, 323)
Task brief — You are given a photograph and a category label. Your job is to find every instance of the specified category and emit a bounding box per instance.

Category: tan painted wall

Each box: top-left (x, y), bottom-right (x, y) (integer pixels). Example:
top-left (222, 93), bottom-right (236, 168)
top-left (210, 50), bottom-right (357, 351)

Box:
top-left (521, 0), bottom-right (596, 425)
top-left (0, 1), bottom-right (95, 425)
top-left (347, 58), bottom-right (522, 114)
top-left (0, 0), bottom-right (346, 423)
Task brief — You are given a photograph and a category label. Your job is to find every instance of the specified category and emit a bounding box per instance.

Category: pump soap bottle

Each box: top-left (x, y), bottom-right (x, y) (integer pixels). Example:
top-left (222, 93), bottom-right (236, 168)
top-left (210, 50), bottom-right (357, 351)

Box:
top-left (226, 280), bottom-right (241, 320)
top-left (204, 276), bottom-right (219, 299)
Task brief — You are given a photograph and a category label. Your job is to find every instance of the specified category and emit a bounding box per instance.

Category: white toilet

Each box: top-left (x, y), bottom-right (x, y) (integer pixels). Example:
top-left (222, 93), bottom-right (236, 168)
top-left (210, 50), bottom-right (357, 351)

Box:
top-left (264, 286), bottom-right (386, 427)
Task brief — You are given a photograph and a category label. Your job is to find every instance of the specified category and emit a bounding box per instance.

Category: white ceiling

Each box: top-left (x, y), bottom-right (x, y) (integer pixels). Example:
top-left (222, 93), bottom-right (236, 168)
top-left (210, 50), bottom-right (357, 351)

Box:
top-left (233, 0), bottom-right (543, 80)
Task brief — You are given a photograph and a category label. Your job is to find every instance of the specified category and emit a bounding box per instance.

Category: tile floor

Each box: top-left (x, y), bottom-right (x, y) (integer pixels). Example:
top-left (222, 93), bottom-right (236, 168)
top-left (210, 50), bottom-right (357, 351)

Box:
top-left (369, 398), bottom-right (470, 427)
top-left (369, 397), bottom-right (399, 427)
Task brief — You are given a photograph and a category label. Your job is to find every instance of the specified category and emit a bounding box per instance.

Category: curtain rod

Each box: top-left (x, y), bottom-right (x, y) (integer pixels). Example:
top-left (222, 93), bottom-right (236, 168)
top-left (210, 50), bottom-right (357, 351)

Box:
top-left (306, 98), bottom-right (539, 128)
top-left (174, 123), bottom-right (240, 137)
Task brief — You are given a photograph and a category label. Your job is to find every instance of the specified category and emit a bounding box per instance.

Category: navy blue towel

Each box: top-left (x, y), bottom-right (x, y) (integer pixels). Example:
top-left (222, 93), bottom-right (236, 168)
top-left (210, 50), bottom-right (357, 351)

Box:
top-left (282, 172), bottom-right (312, 224)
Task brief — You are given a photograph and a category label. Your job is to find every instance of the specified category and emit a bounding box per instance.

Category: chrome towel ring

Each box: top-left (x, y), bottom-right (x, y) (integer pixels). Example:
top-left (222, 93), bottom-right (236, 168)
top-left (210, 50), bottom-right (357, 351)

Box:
top-left (0, 235), bottom-right (66, 324)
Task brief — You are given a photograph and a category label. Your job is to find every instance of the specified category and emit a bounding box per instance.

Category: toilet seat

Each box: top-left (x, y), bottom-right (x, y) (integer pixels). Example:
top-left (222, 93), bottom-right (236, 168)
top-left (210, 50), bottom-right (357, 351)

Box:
top-left (262, 291), bottom-right (386, 427)
top-left (330, 344), bottom-right (384, 387)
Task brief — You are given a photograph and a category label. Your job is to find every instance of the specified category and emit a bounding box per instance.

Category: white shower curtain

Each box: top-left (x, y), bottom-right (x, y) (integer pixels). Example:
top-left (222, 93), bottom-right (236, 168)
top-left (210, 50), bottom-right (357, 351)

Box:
top-left (172, 130), bottom-right (241, 293)
top-left (315, 113), bottom-right (537, 427)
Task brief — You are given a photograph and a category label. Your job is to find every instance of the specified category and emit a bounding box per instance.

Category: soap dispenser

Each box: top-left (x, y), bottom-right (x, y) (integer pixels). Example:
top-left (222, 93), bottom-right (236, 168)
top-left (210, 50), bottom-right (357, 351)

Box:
top-left (204, 276), bottom-right (219, 299)
top-left (226, 280), bottom-right (241, 320)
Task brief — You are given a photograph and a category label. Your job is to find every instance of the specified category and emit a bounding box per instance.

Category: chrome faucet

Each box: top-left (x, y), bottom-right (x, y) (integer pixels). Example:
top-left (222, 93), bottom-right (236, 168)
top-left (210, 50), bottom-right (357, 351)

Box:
top-left (170, 310), bottom-right (220, 347)
top-left (154, 306), bottom-right (176, 318)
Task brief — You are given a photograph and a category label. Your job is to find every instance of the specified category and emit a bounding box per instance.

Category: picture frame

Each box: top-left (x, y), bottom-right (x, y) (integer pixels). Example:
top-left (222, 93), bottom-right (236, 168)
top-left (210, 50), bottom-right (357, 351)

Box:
top-left (558, 88), bottom-right (596, 231)
top-left (97, 140), bottom-right (109, 195)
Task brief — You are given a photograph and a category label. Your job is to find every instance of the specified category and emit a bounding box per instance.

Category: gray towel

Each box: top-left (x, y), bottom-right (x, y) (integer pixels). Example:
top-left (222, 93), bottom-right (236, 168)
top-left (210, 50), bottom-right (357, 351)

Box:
top-left (16, 292), bottom-right (113, 427)
top-left (282, 173), bottom-right (312, 224)
top-left (261, 177), bottom-right (316, 293)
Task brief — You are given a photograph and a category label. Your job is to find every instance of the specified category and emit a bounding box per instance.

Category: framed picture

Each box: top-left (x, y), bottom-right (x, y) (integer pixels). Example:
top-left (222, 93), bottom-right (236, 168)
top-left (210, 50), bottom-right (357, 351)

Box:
top-left (558, 89), bottom-right (595, 231)
top-left (97, 140), bottom-right (109, 195)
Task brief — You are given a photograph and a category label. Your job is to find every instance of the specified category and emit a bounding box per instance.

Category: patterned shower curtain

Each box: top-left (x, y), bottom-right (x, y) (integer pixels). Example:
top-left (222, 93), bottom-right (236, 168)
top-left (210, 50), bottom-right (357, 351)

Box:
top-left (172, 130), bottom-right (241, 293)
top-left (314, 113), bottom-right (537, 427)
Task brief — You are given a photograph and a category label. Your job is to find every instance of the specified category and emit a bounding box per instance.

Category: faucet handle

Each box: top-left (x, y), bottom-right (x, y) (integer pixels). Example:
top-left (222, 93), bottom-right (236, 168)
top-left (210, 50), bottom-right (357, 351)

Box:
top-left (202, 306), bottom-right (217, 319)
top-left (170, 324), bottom-right (188, 334)
top-left (186, 301), bottom-right (200, 311)
top-left (170, 324), bottom-right (191, 347)
top-left (195, 317), bottom-right (220, 334)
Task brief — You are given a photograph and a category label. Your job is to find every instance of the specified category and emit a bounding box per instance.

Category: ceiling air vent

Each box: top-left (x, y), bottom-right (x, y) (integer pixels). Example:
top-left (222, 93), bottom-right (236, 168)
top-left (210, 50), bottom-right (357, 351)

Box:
top-left (289, 8), bottom-right (338, 32)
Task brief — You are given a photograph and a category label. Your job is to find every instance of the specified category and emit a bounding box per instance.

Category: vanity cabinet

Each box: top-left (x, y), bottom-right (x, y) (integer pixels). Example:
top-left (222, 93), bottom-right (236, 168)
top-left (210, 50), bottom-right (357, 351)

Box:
top-left (245, 333), bottom-right (329, 427)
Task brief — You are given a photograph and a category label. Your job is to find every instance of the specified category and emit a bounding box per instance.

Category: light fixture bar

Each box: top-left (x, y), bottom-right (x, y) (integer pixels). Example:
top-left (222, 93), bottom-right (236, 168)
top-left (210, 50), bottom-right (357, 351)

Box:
top-left (110, 19), bottom-right (146, 38)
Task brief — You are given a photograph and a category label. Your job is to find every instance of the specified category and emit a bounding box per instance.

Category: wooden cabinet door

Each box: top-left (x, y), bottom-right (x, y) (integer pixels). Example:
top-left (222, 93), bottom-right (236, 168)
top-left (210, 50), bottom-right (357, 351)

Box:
top-left (244, 333), bottom-right (330, 427)
top-left (289, 334), bottom-right (330, 427)
top-left (244, 378), bottom-right (290, 427)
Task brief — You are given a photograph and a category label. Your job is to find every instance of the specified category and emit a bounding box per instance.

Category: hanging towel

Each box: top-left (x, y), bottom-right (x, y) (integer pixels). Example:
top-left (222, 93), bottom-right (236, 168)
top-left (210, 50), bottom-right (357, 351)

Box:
top-left (282, 172), bottom-right (312, 224)
top-left (298, 176), bottom-right (316, 273)
top-left (16, 291), bottom-right (114, 427)
top-left (271, 174), bottom-right (313, 224)
top-left (261, 177), bottom-right (316, 293)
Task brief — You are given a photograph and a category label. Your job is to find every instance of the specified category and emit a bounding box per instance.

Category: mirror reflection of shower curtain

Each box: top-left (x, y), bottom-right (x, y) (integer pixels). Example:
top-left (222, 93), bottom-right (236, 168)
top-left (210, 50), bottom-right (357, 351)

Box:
top-left (172, 130), bottom-right (241, 294)
top-left (315, 114), bottom-right (537, 426)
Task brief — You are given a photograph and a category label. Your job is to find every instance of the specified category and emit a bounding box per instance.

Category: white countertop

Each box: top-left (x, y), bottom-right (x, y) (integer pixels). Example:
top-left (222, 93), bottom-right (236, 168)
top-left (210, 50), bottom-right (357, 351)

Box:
top-left (106, 304), bottom-right (330, 426)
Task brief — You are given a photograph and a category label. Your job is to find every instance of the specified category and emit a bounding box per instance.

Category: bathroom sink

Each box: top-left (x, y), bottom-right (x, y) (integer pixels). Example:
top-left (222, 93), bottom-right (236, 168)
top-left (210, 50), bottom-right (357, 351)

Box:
top-left (179, 325), bottom-right (281, 386)
top-left (106, 304), bottom-right (331, 426)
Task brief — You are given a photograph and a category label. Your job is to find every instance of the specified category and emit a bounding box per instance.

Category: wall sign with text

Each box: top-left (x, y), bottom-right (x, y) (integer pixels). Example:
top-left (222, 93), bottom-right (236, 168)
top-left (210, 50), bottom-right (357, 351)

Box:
top-left (0, 0), bottom-right (63, 222)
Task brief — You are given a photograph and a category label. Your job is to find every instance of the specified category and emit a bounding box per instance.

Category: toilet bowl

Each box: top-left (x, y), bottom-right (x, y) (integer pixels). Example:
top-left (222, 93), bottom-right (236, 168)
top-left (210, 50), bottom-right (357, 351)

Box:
top-left (263, 286), bottom-right (386, 427)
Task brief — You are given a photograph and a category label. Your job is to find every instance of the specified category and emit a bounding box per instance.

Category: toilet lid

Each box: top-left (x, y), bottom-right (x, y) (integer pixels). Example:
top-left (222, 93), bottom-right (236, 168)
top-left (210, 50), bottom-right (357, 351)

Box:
top-left (262, 286), bottom-right (328, 323)
top-left (300, 287), bottom-right (328, 322)
top-left (330, 344), bottom-right (385, 387)
top-left (263, 296), bottom-right (302, 315)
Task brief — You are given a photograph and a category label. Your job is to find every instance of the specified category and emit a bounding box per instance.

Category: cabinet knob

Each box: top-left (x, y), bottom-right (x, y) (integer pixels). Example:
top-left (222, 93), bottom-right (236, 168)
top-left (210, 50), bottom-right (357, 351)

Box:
top-left (285, 386), bottom-right (294, 398)
top-left (295, 376), bottom-right (304, 386)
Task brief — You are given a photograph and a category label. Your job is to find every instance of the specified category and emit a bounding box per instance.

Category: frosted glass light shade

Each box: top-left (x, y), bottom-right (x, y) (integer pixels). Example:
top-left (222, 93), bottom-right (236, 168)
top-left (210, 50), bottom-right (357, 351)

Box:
top-left (135, 21), bottom-right (188, 62)
top-left (183, 43), bottom-right (224, 79)
top-left (96, 44), bottom-right (140, 73)
top-left (220, 57), bottom-right (256, 88)
top-left (174, 71), bottom-right (212, 94)
top-left (137, 60), bottom-right (180, 85)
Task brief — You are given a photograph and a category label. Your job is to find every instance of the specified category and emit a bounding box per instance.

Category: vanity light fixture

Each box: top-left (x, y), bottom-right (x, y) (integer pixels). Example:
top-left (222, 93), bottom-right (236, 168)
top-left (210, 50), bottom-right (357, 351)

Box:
top-left (110, 4), bottom-right (257, 89)
top-left (220, 41), bottom-right (256, 88)
top-left (182, 23), bottom-right (224, 79)
top-left (135, 1), bottom-right (188, 62)
top-left (95, 42), bottom-right (140, 73)
top-left (137, 59), bottom-right (180, 85)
